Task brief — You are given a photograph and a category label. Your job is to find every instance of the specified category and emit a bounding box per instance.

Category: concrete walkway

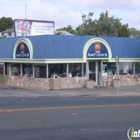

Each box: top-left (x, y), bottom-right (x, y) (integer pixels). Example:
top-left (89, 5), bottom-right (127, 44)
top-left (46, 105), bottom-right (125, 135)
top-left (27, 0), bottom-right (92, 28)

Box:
top-left (0, 84), bottom-right (140, 98)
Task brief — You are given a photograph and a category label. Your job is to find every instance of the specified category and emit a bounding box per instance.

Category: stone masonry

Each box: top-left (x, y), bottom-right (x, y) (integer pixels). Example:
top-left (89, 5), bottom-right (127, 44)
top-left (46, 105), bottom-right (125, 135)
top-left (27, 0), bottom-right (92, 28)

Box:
top-left (60, 77), bottom-right (87, 89)
top-left (6, 76), bottom-right (87, 90)
top-left (6, 75), bottom-right (140, 90)
top-left (6, 76), bottom-right (50, 90)
top-left (103, 75), bottom-right (140, 87)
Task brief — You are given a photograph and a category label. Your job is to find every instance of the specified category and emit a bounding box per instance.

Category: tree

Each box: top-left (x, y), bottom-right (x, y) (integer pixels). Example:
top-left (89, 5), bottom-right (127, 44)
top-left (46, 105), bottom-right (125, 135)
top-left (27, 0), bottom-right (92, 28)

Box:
top-left (56, 11), bottom-right (130, 37)
top-left (77, 12), bottom-right (97, 35)
top-left (129, 27), bottom-right (140, 38)
top-left (0, 36), bottom-right (6, 39)
top-left (77, 11), bottom-right (130, 37)
top-left (96, 11), bottom-right (118, 36)
top-left (56, 25), bottom-right (78, 35)
top-left (0, 17), bottom-right (14, 32)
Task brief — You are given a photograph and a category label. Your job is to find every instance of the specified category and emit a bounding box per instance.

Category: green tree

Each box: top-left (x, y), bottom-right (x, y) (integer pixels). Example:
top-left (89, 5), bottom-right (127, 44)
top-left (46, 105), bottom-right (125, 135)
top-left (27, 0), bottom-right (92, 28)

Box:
top-left (0, 17), bottom-right (14, 32)
top-left (96, 11), bottom-right (118, 36)
top-left (77, 11), bottom-right (130, 37)
top-left (56, 25), bottom-right (78, 35)
top-left (77, 12), bottom-right (97, 35)
top-left (129, 27), bottom-right (140, 38)
top-left (0, 36), bottom-right (6, 39)
top-left (56, 11), bottom-right (130, 37)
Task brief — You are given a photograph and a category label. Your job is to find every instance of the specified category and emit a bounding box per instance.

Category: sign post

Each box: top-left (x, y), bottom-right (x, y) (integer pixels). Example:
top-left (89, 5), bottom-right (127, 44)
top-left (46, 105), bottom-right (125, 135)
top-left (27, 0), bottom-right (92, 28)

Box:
top-left (116, 56), bottom-right (119, 93)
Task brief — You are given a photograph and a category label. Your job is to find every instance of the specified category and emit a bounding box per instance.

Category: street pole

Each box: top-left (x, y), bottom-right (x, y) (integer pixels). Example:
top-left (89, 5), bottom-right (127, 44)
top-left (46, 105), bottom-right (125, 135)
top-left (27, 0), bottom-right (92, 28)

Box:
top-left (116, 56), bottom-right (119, 93)
top-left (25, 3), bottom-right (27, 20)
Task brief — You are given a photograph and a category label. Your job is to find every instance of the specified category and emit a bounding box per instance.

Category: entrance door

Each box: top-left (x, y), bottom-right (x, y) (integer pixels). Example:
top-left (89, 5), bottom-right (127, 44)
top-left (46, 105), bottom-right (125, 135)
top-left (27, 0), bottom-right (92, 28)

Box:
top-left (88, 61), bottom-right (102, 85)
top-left (89, 61), bottom-right (96, 81)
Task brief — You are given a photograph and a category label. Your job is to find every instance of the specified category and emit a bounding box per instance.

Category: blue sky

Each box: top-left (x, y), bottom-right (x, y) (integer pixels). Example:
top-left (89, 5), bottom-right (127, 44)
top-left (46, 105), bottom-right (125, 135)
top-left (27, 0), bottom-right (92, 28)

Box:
top-left (1, 0), bottom-right (140, 30)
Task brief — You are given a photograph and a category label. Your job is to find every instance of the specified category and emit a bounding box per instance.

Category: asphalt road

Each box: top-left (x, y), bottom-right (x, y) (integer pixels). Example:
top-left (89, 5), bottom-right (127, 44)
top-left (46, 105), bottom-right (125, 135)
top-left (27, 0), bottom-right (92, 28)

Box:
top-left (0, 97), bottom-right (140, 140)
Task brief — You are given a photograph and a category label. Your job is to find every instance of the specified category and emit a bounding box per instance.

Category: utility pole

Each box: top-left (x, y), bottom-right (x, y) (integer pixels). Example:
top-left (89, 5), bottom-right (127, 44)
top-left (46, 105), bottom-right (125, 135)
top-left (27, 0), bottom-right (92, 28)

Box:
top-left (25, 3), bottom-right (27, 20)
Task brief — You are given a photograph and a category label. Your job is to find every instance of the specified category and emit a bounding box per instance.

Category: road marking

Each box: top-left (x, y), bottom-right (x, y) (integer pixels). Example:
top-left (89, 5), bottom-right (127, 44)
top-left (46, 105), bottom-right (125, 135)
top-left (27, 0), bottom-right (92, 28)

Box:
top-left (0, 103), bottom-right (140, 113)
top-left (72, 113), bottom-right (78, 115)
top-left (58, 99), bottom-right (95, 101)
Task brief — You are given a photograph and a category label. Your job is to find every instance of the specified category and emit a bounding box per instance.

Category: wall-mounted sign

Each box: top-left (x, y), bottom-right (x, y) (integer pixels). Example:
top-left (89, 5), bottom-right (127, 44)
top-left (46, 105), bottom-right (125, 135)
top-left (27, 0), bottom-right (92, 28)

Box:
top-left (16, 42), bottom-right (30, 58)
top-left (87, 42), bottom-right (108, 58)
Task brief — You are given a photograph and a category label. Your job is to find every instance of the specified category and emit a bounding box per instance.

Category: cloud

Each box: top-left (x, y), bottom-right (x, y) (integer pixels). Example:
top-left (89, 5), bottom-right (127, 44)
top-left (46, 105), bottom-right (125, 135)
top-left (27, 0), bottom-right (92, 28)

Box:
top-left (0, 0), bottom-right (140, 30)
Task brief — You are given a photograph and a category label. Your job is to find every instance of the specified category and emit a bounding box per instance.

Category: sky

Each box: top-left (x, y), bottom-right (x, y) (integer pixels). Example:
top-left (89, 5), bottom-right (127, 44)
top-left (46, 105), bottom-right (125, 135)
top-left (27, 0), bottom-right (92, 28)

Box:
top-left (1, 0), bottom-right (140, 30)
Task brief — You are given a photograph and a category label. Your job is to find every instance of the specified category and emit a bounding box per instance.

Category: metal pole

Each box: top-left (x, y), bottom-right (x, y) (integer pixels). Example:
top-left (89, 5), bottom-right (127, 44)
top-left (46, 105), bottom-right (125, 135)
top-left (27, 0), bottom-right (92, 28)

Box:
top-left (7, 63), bottom-right (11, 76)
top-left (46, 64), bottom-right (48, 78)
top-left (82, 63), bottom-right (84, 77)
top-left (116, 56), bottom-right (119, 93)
top-left (67, 63), bottom-right (69, 78)
top-left (95, 61), bottom-right (98, 85)
top-left (20, 64), bottom-right (22, 77)
top-left (86, 61), bottom-right (89, 79)
top-left (32, 64), bottom-right (35, 78)
top-left (133, 62), bottom-right (135, 75)
top-left (100, 61), bottom-right (103, 85)
top-left (25, 3), bottom-right (27, 20)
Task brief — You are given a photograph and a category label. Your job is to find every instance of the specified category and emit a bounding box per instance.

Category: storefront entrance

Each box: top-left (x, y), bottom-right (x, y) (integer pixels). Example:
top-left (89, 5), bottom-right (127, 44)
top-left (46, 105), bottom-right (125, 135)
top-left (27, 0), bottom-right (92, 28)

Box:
top-left (88, 61), bottom-right (102, 85)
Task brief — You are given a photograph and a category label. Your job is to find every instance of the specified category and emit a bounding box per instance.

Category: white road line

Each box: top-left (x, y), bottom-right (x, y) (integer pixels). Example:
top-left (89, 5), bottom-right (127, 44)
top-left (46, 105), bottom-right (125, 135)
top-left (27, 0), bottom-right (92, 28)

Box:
top-left (58, 99), bottom-right (94, 101)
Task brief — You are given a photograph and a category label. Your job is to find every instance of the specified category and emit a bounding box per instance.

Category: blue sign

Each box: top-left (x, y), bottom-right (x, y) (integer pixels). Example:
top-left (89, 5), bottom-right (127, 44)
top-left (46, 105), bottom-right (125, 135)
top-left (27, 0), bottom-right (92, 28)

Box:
top-left (87, 42), bottom-right (108, 58)
top-left (16, 42), bottom-right (30, 58)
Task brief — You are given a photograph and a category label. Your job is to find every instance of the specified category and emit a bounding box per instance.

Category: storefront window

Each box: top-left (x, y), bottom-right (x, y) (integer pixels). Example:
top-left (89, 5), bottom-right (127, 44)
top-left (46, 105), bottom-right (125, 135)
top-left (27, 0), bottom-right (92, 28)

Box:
top-left (135, 62), bottom-right (140, 74)
top-left (69, 63), bottom-right (82, 77)
top-left (0, 65), bottom-right (4, 75)
top-left (102, 62), bottom-right (134, 76)
top-left (11, 63), bottom-right (20, 76)
top-left (22, 64), bottom-right (32, 77)
top-left (34, 65), bottom-right (46, 78)
top-left (102, 62), bottom-right (116, 76)
top-left (119, 62), bottom-right (133, 75)
top-left (49, 64), bottom-right (66, 78)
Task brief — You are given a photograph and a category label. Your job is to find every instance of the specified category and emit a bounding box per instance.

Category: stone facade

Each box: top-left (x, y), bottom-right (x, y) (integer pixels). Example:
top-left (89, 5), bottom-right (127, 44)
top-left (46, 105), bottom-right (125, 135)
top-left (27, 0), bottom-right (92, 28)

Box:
top-left (6, 76), bottom-right (87, 90)
top-left (85, 80), bottom-right (94, 89)
top-left (6, 75), bottom-right (140, 90)
top-left (103, 75), bottom-right (140, 87)
top-left (60, 77), bottom-right (87, 89)
top-left (6, 76), bottom-right (50, 90)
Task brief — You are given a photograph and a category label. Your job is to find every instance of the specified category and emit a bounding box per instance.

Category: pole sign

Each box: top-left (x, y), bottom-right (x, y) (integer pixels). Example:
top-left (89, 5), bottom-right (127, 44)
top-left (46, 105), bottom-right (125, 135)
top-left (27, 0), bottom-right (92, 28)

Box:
top-left (116, 55), bottom-right (120, 92)
top-left (116, 56), bottom-right (119, 76)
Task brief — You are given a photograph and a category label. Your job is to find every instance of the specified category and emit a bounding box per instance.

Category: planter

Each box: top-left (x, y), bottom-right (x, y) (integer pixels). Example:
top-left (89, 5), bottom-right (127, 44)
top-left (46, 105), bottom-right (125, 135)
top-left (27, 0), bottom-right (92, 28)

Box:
top-left (85, 80), bottom-right (94, 89)
top-left (50, 78), bottom-right (61, 90)
top-left (112, 80), bottom-right (120, 87)
top-left (107, 80), bottom-right (112, 87)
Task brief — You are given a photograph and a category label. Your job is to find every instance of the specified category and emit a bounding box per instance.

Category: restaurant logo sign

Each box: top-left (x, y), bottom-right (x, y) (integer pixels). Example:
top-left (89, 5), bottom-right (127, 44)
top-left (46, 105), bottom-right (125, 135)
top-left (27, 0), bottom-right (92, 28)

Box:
top-left (16, 42), bottom-right (30, 58)
top-left (94, 42), bottom-right (101, 53)
top-left (87, 42), bottom-right (108, 58)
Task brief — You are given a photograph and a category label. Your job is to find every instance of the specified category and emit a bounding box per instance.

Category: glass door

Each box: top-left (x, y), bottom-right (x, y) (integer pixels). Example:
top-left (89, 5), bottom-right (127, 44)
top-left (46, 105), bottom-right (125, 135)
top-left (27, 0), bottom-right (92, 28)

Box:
top-left (89, 61), bottom-right (96, 81)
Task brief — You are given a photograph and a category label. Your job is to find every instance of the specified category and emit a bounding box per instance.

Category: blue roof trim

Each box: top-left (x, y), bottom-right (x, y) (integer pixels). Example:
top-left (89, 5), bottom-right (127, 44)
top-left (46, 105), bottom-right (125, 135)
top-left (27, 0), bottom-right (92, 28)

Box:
top-left (0, 35), bottom-right (140, 59)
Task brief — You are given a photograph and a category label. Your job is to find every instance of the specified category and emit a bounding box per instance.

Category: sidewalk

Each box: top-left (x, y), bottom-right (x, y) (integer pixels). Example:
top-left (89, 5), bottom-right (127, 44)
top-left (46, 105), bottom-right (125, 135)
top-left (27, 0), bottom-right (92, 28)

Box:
top-left (0, 84), bottom-right (140, 98)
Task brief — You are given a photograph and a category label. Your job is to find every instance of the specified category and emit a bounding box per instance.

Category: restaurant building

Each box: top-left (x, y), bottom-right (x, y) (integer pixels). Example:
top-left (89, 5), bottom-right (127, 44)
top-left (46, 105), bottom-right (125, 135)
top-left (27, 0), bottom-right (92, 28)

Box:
top-left (0, 35), bottom-right (140, 90)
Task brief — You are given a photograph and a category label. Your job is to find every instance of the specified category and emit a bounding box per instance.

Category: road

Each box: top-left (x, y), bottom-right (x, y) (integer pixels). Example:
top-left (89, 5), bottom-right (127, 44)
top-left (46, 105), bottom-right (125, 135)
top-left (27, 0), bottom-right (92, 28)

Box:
top-left (0, 97), bottom-right (140, 140)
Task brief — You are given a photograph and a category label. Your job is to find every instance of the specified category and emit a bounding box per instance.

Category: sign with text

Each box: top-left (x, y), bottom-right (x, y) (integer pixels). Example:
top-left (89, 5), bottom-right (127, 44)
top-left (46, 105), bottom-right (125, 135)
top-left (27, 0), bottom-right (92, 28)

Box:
top-left (87, 42), bottom-right (108, 58)
top-left (14, 19), bottom-right (54, 37)
top-left (16, 42), bottom-right (30, 58)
